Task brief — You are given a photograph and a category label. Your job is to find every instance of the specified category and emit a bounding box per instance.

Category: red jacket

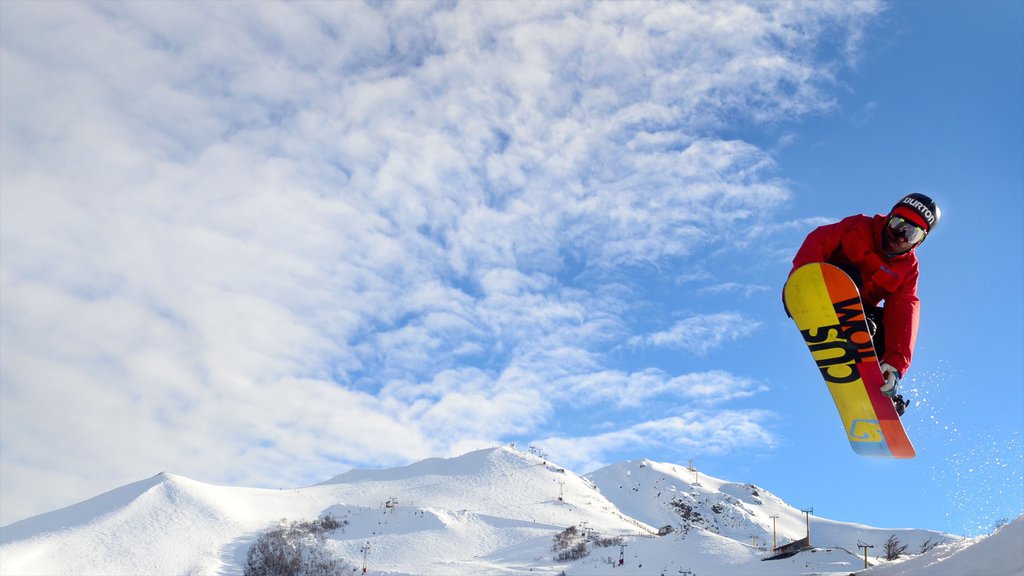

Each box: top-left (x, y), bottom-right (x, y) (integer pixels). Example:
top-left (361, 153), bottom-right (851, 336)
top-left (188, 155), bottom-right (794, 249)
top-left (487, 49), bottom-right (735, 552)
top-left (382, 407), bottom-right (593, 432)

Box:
top-left (790, 214), bottom-right (920, 375)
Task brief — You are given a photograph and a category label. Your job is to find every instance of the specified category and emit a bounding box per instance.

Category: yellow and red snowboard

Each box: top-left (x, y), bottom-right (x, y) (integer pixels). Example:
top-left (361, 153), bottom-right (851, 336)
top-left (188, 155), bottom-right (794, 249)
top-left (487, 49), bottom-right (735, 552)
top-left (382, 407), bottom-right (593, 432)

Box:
top-left (784, 263), bottom-right (915, 459)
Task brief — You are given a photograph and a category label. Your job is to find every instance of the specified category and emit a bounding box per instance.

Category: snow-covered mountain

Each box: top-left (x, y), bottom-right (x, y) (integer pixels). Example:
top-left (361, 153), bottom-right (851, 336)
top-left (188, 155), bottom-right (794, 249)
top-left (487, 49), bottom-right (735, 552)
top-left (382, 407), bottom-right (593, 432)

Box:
top-left (1, 447), bottom-right (1020, 576)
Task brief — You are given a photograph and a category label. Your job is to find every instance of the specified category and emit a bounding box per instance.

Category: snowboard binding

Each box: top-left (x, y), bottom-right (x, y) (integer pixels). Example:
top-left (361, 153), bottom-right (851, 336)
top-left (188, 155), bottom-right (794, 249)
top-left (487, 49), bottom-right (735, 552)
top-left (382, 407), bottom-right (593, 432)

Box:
top-left (892, 394), bottom-right (908, 417)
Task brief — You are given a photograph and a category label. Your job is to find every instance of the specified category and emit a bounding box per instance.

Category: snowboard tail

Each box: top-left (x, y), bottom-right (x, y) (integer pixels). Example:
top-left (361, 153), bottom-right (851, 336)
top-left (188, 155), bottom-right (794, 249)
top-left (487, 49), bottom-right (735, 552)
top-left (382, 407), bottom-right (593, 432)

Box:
top-left (784, 263), bottom-right (915, 459)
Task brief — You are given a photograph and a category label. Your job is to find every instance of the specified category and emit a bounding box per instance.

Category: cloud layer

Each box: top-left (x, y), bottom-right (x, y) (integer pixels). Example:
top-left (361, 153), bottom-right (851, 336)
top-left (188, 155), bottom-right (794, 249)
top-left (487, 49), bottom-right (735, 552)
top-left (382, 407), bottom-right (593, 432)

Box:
top-left (0, 1), bottom-right (881, 524)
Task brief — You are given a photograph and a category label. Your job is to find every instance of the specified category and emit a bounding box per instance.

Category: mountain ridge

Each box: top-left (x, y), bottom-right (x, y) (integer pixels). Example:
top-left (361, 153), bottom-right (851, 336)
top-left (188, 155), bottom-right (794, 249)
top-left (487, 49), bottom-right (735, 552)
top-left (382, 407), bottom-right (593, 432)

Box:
top-left (1, 446), bottom-right (1013, 576)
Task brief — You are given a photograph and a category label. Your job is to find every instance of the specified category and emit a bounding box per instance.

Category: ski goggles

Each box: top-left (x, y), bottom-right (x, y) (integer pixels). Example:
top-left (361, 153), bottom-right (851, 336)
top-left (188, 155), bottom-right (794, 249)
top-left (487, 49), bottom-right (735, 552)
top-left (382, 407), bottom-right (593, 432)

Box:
top-left (887, 215), bottom-right (927, 244)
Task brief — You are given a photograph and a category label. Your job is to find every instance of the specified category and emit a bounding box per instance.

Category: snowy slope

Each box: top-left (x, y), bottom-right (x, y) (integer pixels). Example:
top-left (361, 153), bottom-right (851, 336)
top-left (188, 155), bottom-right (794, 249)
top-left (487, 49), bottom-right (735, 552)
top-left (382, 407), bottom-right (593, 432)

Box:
top-left (587, 458), bottom-right (950, 555)
top-left (566, 525), bottom-right (885, 576)
top-left (0, 472), bottom-right (336, 575)
top-left (309, 447), bottom-right (653, 574)
top-left (858, 515), bottom-right (1024, 576)
top-left (0, 448), bottom-right (646, 575)
top-left (1, 447), bottom-right (1020, 576)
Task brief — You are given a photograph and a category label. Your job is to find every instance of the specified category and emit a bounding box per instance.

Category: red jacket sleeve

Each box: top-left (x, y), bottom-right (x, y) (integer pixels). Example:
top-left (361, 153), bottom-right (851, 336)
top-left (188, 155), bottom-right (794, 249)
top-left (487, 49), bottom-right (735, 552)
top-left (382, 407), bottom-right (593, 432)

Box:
top-left (790, 215), bottom-right (879, 279)
top-left (791, 219), bottom-right (850, 273)
top-left (881, 269), bottom-right (920, 376)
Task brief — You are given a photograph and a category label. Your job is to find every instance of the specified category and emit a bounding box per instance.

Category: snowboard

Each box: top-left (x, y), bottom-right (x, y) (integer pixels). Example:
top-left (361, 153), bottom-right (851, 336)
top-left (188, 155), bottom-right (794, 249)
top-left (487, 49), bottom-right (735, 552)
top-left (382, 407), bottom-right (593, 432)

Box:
top-left (784, 263), bottom-right (916, 459)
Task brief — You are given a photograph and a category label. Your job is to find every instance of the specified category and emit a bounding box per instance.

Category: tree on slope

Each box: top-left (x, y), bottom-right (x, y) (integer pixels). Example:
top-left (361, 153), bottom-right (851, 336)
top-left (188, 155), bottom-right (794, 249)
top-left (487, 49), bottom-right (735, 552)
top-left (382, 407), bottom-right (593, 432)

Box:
top-left (884, 534), bottom-right (909, 561)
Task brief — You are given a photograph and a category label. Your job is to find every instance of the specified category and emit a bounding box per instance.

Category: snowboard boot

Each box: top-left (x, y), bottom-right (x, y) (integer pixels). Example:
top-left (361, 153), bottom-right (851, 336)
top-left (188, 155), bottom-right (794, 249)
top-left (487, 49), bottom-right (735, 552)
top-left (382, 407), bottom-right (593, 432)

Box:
top-left (892, 394), bottom-right (908, 417)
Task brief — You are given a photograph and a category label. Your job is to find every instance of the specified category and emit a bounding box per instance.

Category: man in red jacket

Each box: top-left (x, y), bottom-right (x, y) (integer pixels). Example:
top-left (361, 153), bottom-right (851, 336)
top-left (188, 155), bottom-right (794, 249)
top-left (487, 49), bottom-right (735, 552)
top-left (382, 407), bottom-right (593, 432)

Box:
top-left (789, 193), bottom-right (941, 414)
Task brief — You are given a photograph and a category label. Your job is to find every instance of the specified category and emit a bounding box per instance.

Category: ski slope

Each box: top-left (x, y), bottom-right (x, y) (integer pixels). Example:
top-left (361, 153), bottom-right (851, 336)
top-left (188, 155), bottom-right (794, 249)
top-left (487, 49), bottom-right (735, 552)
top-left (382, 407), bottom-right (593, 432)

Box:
top-left (1, 447), bottom-right (1020, 575)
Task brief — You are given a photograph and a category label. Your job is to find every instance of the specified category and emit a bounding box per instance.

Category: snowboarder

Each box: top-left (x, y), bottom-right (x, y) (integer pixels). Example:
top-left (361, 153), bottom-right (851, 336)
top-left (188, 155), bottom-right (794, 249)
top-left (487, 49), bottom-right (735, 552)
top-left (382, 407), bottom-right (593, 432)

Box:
top-left (788, 193), bottom-right (940, 414)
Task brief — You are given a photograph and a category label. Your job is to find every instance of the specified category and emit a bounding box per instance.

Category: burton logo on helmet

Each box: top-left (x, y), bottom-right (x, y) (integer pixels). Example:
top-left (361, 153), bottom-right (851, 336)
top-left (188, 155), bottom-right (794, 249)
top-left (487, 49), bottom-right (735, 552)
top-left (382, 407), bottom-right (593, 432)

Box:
top-left (900, 196), bottom-right (937, 227)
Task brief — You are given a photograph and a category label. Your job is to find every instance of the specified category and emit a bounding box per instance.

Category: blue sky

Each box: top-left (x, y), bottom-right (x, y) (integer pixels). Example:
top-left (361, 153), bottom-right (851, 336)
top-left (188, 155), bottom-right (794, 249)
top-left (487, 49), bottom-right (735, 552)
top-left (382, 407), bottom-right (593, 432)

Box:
top-left (1, 1), bottom-right (1020, 537)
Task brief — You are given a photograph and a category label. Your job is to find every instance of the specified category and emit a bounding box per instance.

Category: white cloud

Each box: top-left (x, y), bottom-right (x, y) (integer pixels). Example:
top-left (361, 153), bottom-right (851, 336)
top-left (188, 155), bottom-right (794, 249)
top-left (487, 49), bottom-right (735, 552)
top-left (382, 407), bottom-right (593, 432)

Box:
top-left (696, 283), bottom-right (772, 298)
top-left (0, 1), bottom-right (881, 524)
top-left (538, 409), bottom-right (777, 475)
top-left (634, 312), bottom-right (762, 355)
top-left (555, 368), bottom-right (766, 408)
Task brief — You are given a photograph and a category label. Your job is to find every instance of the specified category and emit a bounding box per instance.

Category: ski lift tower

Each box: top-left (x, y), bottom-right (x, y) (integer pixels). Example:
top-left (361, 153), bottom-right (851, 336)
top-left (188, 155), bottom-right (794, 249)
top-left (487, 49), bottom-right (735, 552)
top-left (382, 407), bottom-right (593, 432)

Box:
top-left (857, 541), bottom-right (875, 569)
top-left (360, 541), bottom-right (371, 574)
top-left (801, 508), bottom-right (814, 547)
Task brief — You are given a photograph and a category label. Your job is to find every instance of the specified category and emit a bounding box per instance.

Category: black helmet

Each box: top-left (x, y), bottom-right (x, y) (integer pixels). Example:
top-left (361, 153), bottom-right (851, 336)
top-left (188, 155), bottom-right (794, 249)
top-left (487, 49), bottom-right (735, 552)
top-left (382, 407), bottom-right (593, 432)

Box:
top-left (890, 193), bottom-right (940, 232)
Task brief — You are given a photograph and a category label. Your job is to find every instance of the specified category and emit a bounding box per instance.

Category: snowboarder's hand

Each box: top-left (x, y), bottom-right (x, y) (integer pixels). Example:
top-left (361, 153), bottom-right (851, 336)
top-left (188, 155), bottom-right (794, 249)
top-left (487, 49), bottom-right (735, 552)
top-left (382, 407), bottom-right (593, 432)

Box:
top-left (879, 362), bottom-right (901, 397)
